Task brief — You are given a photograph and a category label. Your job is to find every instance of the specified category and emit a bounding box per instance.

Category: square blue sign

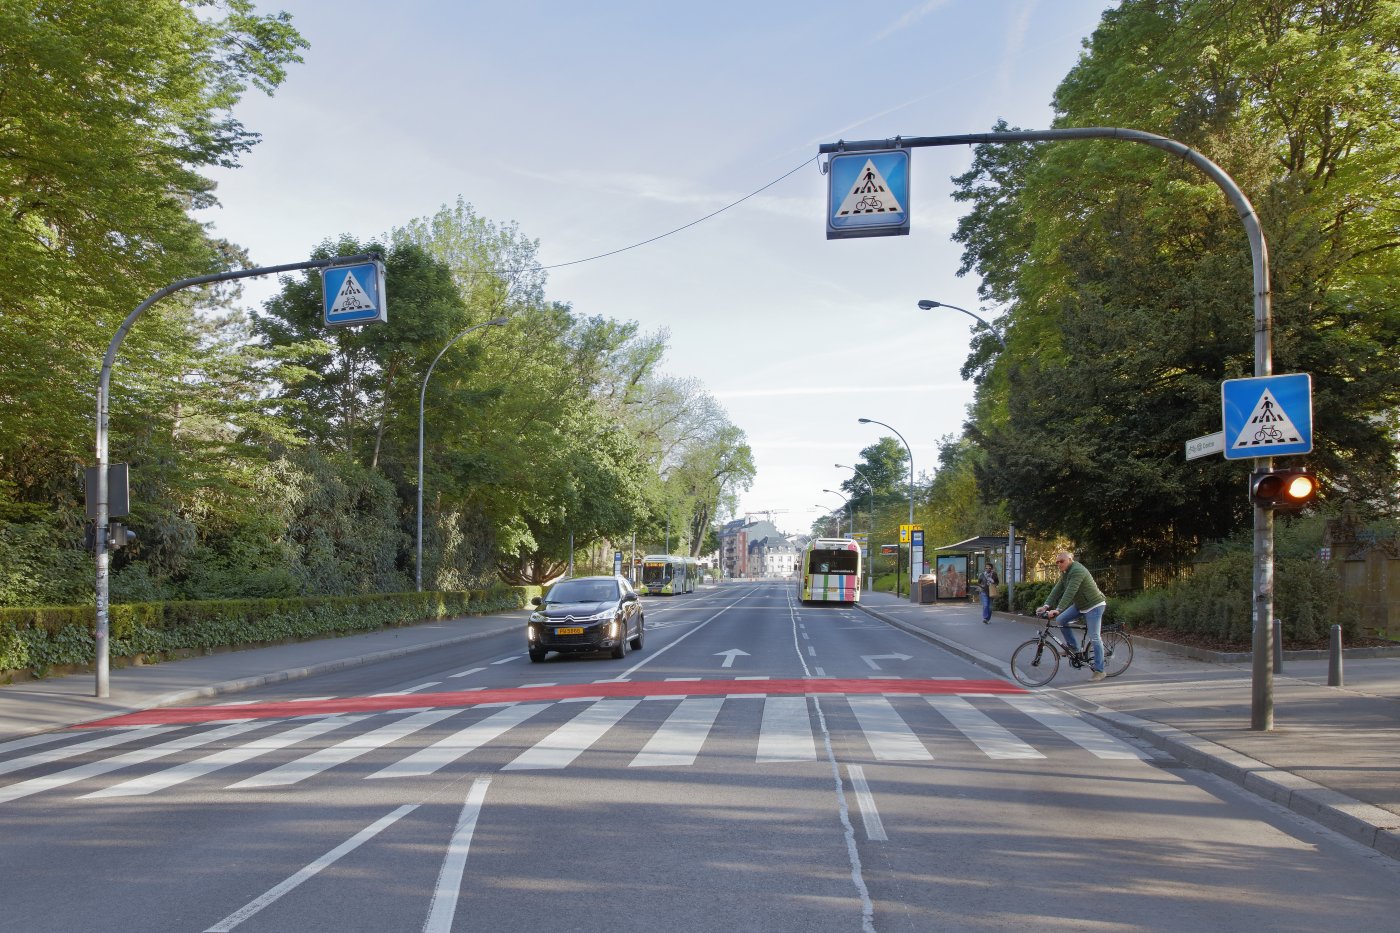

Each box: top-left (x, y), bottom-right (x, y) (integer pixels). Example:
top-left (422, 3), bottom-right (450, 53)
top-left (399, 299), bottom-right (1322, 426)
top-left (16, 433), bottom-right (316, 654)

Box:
top-left (1221, 373), bottom-right (1313, 460)
top-left (322, 260), bottom-right (387, 327)
top-left (826, 149), bottom-right (910, 240)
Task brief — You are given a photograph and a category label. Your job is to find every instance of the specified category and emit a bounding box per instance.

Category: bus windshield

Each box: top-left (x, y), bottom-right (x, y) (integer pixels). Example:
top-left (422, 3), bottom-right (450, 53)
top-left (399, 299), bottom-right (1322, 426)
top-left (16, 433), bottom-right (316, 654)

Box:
top-left (641, 562), bottom-right (671, 584)
top-left (808, 548), bottom-right (859, 575)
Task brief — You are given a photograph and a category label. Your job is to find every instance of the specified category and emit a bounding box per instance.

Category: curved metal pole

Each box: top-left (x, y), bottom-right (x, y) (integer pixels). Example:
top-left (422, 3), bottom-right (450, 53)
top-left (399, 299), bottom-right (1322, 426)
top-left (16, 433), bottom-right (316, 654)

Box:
top-left (417, 317), bottom-right (508, 591)
top-left (822, 489), bottom-right (851, 539)
top-left (93, 255), bottom-right (379, 697)
top-left (859, 417), bottom-right (915, 599)
top-left (836, 463), bottom-right (876, 592)
top-left (831, 127), bottom-right (1273, 727)
top-left (918, 299), bottom-right (1016, 610)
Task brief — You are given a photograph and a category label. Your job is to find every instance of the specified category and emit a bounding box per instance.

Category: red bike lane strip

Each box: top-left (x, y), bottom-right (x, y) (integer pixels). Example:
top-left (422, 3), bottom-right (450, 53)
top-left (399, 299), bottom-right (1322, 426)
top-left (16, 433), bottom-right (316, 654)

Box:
top-left (74, 678), bottom-right (1026, 729)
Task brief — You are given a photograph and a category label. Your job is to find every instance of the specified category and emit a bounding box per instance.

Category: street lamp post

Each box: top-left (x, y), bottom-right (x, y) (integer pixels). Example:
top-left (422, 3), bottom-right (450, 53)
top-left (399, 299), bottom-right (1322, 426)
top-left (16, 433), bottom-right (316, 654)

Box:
top-left (813, 505), bottom-right (838, 538)
top-left (417, 316), bottom-right (508, 592)
top-left (836, 463), bottom-right (876, 592)
top-left (822, 489), bottom-right (852, 541)
top-left (859, 417), bottom-right (915, 598)
top-left (918, 299), bottom-right (1017, 612)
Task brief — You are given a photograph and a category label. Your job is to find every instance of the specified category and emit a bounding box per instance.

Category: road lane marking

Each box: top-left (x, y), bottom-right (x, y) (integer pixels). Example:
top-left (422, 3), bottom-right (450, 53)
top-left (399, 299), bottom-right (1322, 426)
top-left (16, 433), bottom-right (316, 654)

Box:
top-left (371, 682), bottom-right (442, 697)
top-left (448, 667), bottom-right (485, 679)
top-left (490, 656), bottom-right (519, 665)
top-left (423, 779), bottom-right (492, 933)
top-left (847, 764), bottom-right (887, 841)
top-left (503, 699), bottom-right (640, 770)
top-left (845, 696), bottom-right (932, 761)
top-left (84, 715), bottom-right (368, 799)
top-left (203, 804), bottom-right (417, 932)
top-left (369, 705), bottom-right (550, 780)
top-left (925, 696), bottom-right (1044, 759)
top-left (0, 721), bottom-right (263, 804)
top-left (614, 585), bottom-right (765, 679)
top-left (1002, 696), bottom-right (1147, 759)
top-left (228, 709), bottom-right (460, 789)
top-left (0, 726), bottom-right (180, 777)
top-left (629, 697), bottom-right (724, 768)
top-left (756, 697), bottom-right (816, 762)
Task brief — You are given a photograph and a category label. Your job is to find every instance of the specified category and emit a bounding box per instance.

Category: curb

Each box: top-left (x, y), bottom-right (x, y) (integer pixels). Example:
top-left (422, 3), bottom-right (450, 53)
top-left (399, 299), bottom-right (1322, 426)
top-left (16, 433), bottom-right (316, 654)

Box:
top-left (118, 619), bottom-right (521, 715)
top-left (857, 601), bottom-right (1400, 864)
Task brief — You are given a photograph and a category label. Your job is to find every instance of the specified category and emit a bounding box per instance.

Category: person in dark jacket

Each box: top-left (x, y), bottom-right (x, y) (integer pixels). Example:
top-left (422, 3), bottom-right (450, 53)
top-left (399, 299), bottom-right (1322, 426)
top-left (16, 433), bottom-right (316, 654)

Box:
top-left (977, 561), bottom-right (999, 623)
top-left (1037, 551), bottom-right (1108, 681)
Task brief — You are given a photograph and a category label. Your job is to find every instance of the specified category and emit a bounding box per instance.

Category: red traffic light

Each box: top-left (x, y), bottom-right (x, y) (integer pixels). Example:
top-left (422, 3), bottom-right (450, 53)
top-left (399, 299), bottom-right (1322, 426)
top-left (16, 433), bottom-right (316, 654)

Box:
top-left (1250, 469), bottom-right (1318, 508)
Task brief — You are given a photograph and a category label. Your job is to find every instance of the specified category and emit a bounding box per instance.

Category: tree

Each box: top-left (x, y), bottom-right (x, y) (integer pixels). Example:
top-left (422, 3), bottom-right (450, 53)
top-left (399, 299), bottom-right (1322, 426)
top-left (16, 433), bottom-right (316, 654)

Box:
top-left (951, 0), bottom-right (1400, 563)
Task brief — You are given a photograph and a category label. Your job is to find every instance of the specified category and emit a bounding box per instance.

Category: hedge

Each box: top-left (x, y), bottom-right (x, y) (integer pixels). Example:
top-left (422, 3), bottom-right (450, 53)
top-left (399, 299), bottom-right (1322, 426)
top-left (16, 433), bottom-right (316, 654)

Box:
top-left (0, 585), bottom-right (541, 679)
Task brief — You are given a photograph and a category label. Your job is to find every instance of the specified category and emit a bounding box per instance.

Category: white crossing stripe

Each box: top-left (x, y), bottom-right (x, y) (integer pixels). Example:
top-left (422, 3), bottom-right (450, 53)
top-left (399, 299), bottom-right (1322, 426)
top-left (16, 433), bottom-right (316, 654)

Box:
top-left (926, 696), bottom-right (1044, 760)
top-left (847, 764), bottom-right (887, 841)
top-left (369, 704), bottom-right (551, 780)
top-left (629, 698), bottom-right (724, 768)
top-left (0, 721), bottom-right (264, 804)
top-left (502, 699), bottom-right (640, 771)
top-left (1002, 696), bottom-right (1148, 760)
top-left (83, 716), bottom-right (368, 799)
top-left (0, 726), bottom-right (181, 778)
top-left (756, 696), bottom-right (816, 762)
top-left (845, 696), bottom-right (933, 761)
top-left (227, 709), bottom-right (460, 789)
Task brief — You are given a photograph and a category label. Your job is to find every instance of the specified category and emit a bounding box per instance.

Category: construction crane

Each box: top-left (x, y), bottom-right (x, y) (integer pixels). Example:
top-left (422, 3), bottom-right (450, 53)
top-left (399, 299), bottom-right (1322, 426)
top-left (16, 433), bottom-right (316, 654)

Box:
top-left (743, 509), bottom-right (790, 523)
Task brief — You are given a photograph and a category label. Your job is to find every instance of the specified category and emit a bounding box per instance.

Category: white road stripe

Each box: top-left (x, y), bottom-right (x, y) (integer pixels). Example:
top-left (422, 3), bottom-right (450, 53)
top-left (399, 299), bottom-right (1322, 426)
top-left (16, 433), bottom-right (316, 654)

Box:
top-left (369, 705), bottom-right (550, 780)
top-left (228, 709), bottom-right (460, 789)
top-left (0, 721), bottom-right (263, 804)
top-left (502, 699), bottom-right (640, 771)
top-left (422, 780), bottom-right (492, 933)
top-left (84, 716), bottom-right (367, 798)
top-left (0, 726), bottom-right (180, 778)
top-left (847, 764), bottom-right (887, 841)
top-left (756, 696), bottom-right (816, 762)
top-left (846, 696), bottom-right (932, 761)
top-left (490, 656), bottom-right (518, 665)
top-left (203, 805), bottom-right (417, 932)
top-left (1002, 696), bottom-right (1147, 759)
top-left (448, 667), bottom-right (485, 679)
top-left (630, 698), bottom-right (724, 768)
top-left (926, 696), bottom-right (1044, 760)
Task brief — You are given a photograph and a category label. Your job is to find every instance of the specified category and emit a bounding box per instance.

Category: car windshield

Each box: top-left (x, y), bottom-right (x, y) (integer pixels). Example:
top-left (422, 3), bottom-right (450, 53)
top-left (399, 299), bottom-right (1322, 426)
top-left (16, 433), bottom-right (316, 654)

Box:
top-left (546, 581), bottom-right (618, 603)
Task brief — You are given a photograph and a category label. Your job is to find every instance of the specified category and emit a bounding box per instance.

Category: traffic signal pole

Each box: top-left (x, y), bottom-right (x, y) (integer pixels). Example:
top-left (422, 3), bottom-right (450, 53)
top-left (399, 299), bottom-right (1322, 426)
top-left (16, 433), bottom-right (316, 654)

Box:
top-left (94, 255), bottom-right (379, 698)
top-left (821, 128), bottom-right (1276, 728)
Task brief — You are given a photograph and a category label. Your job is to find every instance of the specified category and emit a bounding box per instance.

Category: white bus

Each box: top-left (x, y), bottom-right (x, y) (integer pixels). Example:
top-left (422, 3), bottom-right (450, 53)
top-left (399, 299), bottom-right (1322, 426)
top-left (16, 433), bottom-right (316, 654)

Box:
top-left (798, 538), bottom-right (862, 604)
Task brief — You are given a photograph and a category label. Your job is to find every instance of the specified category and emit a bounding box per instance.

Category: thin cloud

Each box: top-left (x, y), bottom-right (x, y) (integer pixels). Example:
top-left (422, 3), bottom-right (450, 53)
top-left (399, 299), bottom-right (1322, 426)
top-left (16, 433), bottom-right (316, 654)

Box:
top-left (715, 383), bottom-right (961, 399)
top-left (871, 0), bottom-right (952, 43)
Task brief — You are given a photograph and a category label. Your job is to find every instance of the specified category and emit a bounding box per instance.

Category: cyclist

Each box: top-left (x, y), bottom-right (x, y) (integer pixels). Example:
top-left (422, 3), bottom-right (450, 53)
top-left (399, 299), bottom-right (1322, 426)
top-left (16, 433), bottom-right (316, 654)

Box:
top-left (1037, 551), bottom-right (1108, 682)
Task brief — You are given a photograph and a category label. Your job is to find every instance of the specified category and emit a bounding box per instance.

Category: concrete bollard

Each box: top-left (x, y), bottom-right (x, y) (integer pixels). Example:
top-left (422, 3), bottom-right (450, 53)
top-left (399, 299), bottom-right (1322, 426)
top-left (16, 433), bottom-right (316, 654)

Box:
top-left (1273, 618), bottom-right (1283, 674)
top-left (1328, 624), bottom-right (1343, 687)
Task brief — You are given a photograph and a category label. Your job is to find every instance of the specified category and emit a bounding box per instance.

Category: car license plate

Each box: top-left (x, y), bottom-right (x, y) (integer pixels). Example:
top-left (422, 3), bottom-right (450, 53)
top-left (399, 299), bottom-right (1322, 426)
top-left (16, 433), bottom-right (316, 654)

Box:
top-left (555, 627), bottom-right (584, 635)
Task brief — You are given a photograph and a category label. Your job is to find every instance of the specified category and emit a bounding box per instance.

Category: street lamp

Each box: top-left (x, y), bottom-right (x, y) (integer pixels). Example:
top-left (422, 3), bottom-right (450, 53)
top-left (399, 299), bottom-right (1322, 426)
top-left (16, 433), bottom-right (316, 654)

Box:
top-left (823, 490), bottom-right (852, 541)
top-left (813, 505), bottom-right (839, 538)
top-left (836, 463), bottom-right (876, 592)
top-left (417, 316), bottom-right (509, 591)
top-left (859, 417), bottom-right (915, 598)
top-left (919, 298), bottom-right (1017, 612)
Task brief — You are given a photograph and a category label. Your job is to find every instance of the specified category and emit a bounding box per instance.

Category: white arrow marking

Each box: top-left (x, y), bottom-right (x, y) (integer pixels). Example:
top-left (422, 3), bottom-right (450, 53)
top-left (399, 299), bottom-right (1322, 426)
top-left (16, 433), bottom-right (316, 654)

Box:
top-left (861, 653), bottom-right (912, 671)
top-left (716, 648), bottom-right (751, 668)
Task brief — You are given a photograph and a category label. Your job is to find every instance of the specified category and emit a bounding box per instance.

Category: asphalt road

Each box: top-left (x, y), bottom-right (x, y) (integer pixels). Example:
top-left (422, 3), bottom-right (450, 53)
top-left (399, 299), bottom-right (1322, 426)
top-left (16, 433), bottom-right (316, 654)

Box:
top-left (2, 581), bottom-right (1398, 932)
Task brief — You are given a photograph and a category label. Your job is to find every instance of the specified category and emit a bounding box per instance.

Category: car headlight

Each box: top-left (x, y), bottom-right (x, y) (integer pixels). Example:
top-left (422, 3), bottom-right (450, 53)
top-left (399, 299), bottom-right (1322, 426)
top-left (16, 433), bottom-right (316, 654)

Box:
top-left (582, 610), bottom-right (613, 622)
top-left (529, 612), bottom-right (545, 623)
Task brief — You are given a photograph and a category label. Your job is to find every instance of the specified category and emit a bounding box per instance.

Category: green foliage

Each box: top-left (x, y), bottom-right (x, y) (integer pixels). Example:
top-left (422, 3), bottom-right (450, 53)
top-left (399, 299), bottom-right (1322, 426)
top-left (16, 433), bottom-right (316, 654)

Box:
top-left (0, 587), bottom-right (533, 677)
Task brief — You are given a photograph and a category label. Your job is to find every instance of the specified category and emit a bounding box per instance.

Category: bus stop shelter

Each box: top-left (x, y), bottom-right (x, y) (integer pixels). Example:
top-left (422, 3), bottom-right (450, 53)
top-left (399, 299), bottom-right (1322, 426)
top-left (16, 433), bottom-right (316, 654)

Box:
top-left (932, 535), bottom-right (1026, 603)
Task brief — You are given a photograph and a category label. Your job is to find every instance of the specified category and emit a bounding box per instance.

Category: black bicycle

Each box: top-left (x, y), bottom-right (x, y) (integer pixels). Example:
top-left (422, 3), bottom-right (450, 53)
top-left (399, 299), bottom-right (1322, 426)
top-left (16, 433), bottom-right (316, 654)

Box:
top-left (1009, 610), bottom-right (1134, 687)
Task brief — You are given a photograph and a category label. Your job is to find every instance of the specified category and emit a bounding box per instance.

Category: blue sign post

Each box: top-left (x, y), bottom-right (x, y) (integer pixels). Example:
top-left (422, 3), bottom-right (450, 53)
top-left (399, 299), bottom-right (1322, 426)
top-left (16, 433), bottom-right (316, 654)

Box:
top-left (1221, 373), bottom-right (1312, 460)
top-left (826, 149), bottom-right (910, 240)
top-left (323, 259), bottom-right (387, 327)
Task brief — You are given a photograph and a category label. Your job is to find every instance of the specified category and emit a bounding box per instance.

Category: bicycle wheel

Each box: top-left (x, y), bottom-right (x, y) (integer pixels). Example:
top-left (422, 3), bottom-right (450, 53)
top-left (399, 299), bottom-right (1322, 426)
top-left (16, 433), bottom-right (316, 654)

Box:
top-left (1102, 631), bottom-right (1133, 677)
top-left (1010, 638), bottom-right (1060, 687)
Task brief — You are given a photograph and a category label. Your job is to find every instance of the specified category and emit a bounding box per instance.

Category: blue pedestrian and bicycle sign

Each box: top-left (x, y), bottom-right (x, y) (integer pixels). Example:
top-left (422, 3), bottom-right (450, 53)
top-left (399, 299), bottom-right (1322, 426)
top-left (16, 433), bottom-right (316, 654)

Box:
top-left (826, 149), bottom-right (910, 240)
top-left (1221, 373), bottom-right (1312, 460)
top-left (322, 259), bottom-right (387, 327)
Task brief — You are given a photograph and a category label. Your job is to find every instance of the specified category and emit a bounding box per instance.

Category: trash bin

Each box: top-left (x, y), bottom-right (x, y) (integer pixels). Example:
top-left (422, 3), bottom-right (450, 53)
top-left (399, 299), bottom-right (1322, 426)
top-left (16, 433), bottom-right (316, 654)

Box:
top-left (916, 574), bottom-right (938, 604)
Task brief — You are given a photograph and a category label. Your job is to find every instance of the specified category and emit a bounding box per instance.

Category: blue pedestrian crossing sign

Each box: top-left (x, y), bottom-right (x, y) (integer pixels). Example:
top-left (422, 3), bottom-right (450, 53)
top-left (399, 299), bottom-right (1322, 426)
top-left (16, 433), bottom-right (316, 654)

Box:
top-left (826, 149), bottom-right (910, 240)
top-left (1221, 373), bottom-right (1312, 460)
top-left (322, 259), bottom-right (387, 327)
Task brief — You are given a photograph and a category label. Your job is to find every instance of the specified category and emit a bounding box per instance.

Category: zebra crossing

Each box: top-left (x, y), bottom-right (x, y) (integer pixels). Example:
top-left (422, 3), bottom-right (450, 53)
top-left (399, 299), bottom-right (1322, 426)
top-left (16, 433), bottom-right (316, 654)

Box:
top-left (0, 691), bottom-right (1147, 804)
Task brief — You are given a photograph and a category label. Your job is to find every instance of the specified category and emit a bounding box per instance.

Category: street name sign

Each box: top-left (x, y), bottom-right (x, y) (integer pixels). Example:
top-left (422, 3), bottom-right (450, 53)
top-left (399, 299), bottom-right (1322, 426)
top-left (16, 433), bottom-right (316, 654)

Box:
top-left (1185, 431), bottom-right (1225, 461)
top-left (826, 149), bottom-right (910, 240)
top-left (1221, 373), bottom-right (1312, 460)
top-left (323, 259), bottom-right (387, 327)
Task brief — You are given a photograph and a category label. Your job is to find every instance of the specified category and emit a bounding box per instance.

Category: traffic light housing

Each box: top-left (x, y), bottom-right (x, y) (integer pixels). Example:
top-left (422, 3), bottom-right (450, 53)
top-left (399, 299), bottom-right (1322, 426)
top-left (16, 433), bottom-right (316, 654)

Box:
top-left (1250, 468), bottom-right (1318, 509)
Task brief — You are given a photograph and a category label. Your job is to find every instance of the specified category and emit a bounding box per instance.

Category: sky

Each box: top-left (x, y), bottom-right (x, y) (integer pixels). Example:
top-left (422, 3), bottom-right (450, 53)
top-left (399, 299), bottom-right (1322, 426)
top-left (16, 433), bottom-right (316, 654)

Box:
top-left (200, 0), bottom-right (1116, 537)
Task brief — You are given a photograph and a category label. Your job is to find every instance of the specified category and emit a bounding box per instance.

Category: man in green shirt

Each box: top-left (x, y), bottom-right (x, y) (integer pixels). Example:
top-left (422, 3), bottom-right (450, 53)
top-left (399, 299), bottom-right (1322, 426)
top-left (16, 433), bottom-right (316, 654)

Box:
top-left (1037, 551), bottom-right (1108, 682)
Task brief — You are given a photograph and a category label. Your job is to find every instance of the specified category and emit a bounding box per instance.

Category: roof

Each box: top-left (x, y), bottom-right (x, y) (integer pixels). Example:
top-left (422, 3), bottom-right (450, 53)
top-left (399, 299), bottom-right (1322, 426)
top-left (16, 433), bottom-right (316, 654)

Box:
top-left (934, 535), bottom-right (1027, 552)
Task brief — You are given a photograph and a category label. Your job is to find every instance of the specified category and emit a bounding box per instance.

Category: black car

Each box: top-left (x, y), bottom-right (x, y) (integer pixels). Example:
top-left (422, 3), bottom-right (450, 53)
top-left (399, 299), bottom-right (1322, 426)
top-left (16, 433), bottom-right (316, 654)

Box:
top-left (527, 575), bottom-right (644, 662)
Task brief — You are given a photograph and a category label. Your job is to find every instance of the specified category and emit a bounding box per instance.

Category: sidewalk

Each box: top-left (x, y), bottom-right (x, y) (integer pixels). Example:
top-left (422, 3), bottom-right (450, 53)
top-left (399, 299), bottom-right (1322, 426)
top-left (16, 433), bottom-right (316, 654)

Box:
top-left (0, 613), bottom-right (520, 740)
top-left (857, 589), bottom-right (1400, 861)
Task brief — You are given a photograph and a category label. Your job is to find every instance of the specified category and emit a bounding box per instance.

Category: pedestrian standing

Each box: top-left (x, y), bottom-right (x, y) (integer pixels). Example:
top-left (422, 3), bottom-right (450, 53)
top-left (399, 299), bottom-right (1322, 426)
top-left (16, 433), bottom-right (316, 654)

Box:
top-left (1037, 551), bottom-right (1109, 681)
top-left (977, 561), bottom-right (999, 624)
